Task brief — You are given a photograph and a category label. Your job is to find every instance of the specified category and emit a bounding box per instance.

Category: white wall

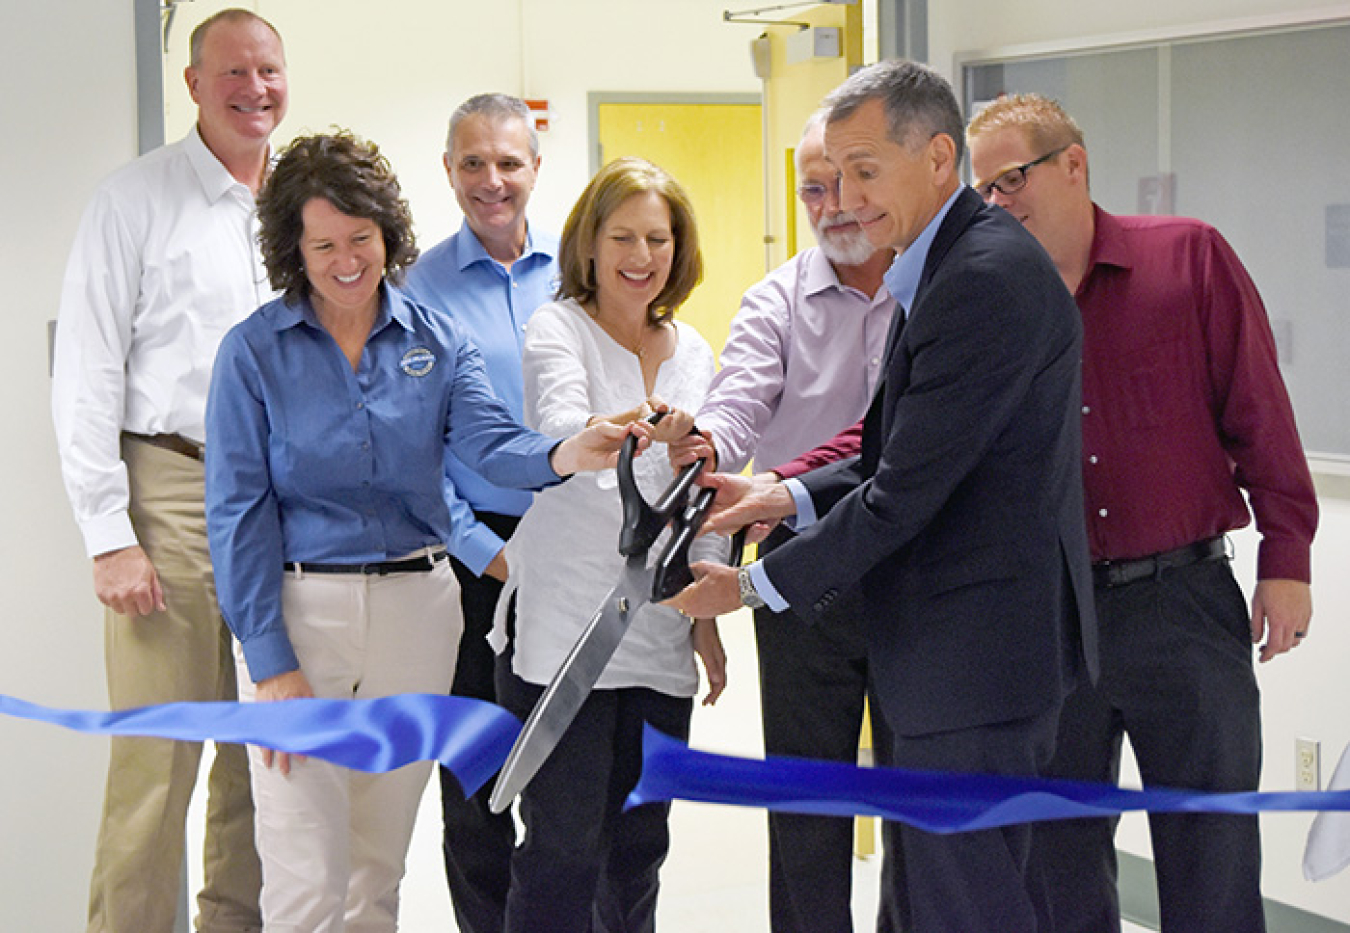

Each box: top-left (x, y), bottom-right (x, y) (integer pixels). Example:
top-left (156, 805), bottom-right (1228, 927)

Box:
top-left (929, 0), bottom-right (1350, 79)
top-left (0, 2), bottom-right (138, 930)
top-left (932, 0), bottom-right (1350, 923)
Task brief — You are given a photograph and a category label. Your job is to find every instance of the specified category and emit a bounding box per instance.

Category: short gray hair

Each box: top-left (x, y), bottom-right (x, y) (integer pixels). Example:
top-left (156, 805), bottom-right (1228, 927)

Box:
top-left (825, 60), bottom-right (965, 163)
top-left (446, 93), bottom-right (539, 159)
top-left (189, 8), bottom-right (282, 69)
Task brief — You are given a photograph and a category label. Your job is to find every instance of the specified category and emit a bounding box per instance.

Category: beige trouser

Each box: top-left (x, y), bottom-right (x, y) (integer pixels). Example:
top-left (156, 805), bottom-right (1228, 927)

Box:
top-left (88, 436), bottom-right (263, 933)
top-left (237, 558), bottom-right (462, 933)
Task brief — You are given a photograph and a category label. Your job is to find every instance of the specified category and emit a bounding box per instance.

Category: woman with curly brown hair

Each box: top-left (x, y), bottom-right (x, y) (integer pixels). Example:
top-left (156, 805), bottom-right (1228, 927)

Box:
top-left (203, 131), bottom-right (646, 932)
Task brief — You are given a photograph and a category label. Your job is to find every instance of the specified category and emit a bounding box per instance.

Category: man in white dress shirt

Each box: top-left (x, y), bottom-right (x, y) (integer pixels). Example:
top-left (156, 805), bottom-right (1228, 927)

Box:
top-left (51, 9), bottom-right (286, 931)
top-left (681, 113), bottom-right (898, 933)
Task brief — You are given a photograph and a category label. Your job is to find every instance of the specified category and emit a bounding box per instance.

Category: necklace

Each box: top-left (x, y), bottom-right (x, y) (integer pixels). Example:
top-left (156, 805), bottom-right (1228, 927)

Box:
top-left (595, 309), bottom-right (654, 360)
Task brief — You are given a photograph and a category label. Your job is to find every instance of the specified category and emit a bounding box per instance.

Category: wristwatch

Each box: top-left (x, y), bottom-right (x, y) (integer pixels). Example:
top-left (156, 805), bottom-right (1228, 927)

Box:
top-left (738, 566), bottom-right (767, 610)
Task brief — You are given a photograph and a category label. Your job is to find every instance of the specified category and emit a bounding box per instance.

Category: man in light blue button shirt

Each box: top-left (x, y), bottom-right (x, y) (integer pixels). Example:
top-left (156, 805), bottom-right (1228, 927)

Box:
top-left (402, 93), bottom-right (557, 933)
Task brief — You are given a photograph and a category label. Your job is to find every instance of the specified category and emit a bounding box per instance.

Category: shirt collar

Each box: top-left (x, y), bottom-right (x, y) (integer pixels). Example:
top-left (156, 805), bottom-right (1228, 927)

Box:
top-left (803, 247), bottom-right (846, 297)
top-left (183, 124), bottom-right (255, 204)
top-left (882, 185), bottom-right (963, 315)
top-left (452, 220), bottom-right (553, 272)
top-left (1085, 204), bottom-right (1133, 275)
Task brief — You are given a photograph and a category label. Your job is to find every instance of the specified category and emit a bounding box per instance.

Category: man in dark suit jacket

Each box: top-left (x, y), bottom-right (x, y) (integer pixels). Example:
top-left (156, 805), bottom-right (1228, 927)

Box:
top-left (671, 59), bottom-right (1096, 932)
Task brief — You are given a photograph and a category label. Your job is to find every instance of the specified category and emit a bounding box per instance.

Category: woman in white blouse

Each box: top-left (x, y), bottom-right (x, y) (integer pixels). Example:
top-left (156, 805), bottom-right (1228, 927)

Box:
top-left (495, 157), bottom-right (728, 933)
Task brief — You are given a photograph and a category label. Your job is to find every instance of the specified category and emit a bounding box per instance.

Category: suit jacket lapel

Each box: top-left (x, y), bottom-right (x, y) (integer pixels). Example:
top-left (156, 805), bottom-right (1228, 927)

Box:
top-left (867, 188), bottom-right (989, 471)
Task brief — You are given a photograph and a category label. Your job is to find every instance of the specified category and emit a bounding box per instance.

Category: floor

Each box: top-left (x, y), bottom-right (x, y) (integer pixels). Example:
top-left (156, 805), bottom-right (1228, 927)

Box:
top-left (194, 607), bottom-right (1152, 931)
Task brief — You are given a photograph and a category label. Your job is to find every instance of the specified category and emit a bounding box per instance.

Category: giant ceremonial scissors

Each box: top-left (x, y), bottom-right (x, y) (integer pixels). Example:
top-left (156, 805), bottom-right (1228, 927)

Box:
top-left (489, 416), bottom-right (736, 813)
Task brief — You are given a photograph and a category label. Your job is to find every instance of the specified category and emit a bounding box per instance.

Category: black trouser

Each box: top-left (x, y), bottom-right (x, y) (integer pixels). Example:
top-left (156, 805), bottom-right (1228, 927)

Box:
top-left (755, 526), bottom-right (898, 933)
top-left (883, 705), bottom-right (1061, 933)
top-left (438, 512), bottom-right (520, 933)
top-left (1029, 556), bottom-right (1265, 933)
top-left (498, 669), bottom-right (692, 933)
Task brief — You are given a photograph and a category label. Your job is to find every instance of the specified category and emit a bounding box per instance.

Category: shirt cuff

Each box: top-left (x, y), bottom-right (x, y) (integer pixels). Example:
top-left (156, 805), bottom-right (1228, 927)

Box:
top-left (238, 628), bottom-right (301, 684)
top-left (1256, 538), bottom-right (1313, 583)
top-left (784, 477), bottom-right (817, 530)
top-left (453, 524), bottom-right (506, 578)
top-left (748, 559), bottom-right (789, 613)
top-left (79, 510), bottom-right (139, 559)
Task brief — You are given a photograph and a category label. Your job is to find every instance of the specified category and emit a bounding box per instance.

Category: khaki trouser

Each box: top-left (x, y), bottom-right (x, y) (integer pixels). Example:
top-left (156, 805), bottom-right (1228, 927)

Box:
top-left (237, 559), bottom-right (462, 932)
top-left (87, 436), bottom-right (262, 933)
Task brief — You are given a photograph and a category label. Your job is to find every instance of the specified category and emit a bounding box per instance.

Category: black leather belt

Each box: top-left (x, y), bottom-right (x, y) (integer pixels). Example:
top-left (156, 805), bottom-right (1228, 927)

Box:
top-left (284, 551), bottom-right (448, 576)
top-left (1092, 537), bottom-right (1227, 589)
top-left (124, 431), bottom-right (205, 462)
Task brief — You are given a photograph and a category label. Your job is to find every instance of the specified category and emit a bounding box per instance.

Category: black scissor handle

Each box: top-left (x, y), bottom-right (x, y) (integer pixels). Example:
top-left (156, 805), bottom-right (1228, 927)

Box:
top-left (617, 412), bottom-right (707, 557)
top-left (650, 485), bottom-right (716, 600)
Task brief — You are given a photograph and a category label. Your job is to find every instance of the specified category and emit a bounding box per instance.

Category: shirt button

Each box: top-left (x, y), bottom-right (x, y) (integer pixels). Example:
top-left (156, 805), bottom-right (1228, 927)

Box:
top-left (1082, 405), bottom-right (1091, 415)
top-left (871, 357), bottom-right (879, 365)
top-left (356, 401), bottom-right (365, 410)
top-left (1098, 508), bottom-right (1108, 518)
top-left (361, 441), bottom-right (370, 451)
top-left (1088, 455), bottom-right (1099, 464)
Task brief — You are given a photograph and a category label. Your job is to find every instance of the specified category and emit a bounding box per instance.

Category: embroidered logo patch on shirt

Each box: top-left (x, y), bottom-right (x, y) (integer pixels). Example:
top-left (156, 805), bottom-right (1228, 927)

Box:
top-left (400, 347), bottom-right (436, 377)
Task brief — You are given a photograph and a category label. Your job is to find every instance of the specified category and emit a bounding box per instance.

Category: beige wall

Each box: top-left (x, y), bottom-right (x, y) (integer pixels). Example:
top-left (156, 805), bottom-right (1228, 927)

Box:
top-left (932, 0), bottom-right (1350, 924)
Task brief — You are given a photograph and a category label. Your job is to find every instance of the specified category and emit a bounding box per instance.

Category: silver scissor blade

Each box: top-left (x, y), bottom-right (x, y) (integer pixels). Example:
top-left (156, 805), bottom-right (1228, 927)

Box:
top-left (488, 557), bottom-right (652, 813)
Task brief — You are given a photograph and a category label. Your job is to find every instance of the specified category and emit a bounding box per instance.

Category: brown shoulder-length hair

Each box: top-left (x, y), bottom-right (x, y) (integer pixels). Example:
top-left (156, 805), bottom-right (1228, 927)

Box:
top-left (257, 131), bottom-right (418, 304)
top-left (555, 157), bottom-right (702, 324)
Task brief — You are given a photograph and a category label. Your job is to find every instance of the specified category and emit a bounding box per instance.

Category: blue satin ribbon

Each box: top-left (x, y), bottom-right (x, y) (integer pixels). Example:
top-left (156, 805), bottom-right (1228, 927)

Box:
top-left (9, 695), bottom-right (1350, 829)
top-left (0, 693), bottom-right (520, 797)
top-left (627, 726), bottom-right (1350, 832)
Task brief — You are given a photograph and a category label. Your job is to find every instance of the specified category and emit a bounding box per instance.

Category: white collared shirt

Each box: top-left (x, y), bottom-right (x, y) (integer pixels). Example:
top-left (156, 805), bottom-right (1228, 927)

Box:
top-left (52, 126), bottom-right (274, 557)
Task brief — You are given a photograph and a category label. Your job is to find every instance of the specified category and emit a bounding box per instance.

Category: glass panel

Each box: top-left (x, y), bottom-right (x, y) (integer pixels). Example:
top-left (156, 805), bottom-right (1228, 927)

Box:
top-left (1171, 27), bottom-right (1350, 456)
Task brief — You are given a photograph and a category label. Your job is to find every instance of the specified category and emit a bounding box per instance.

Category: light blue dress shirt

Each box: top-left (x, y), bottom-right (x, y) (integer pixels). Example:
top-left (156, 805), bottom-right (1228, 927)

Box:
top-left (403, 222), bottom-right (559, 574)
top-left (205, 283), bottom-right (562, 681)
top-left (750, 187), bottom-right (965, 611)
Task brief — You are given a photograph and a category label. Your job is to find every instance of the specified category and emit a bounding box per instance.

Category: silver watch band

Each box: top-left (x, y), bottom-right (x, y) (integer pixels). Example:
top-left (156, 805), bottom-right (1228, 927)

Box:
top-left (738, 566), bottom-right (766, 610)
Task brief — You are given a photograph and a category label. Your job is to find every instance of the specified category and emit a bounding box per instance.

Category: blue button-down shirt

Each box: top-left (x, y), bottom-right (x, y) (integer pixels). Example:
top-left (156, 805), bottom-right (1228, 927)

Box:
top-left (404, 222), bottom-right (559, 574)
top-left (752, 186), bottom-right (964, 611)
top-left (205, 283), bottom-right (561, 681)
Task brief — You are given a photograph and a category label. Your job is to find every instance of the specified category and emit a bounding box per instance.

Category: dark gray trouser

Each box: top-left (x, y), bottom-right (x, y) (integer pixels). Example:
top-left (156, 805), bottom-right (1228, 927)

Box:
top-left (1030, 557), bottom-right (1265, 933)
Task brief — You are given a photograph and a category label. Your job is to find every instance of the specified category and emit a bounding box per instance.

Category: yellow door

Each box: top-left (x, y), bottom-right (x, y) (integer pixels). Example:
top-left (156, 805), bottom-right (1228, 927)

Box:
top-left (597, 102), bottom-right (763, 355)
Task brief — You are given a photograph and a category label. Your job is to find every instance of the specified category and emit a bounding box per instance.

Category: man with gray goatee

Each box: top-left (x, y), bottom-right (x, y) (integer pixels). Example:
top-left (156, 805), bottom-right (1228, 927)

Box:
top-left (673, 112), bottom-right (898, 933)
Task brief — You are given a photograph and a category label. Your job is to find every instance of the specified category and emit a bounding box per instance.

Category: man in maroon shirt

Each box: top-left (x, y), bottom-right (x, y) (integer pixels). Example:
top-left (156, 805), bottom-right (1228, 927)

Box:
top-left (965, 93), bottom-right (1318, 933)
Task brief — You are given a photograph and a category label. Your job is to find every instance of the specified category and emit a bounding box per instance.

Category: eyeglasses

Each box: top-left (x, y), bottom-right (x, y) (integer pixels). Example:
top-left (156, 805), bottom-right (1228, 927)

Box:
top-left (797, 177), bottom-right (839, 205)
top-left (975, 146), bottom-right (1067, 200)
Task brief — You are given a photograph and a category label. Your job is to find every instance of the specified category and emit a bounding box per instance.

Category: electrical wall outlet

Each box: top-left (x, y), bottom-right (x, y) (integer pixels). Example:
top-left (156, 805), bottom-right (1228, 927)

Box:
top-left (1296, 737), bottom-right (1321, 791)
